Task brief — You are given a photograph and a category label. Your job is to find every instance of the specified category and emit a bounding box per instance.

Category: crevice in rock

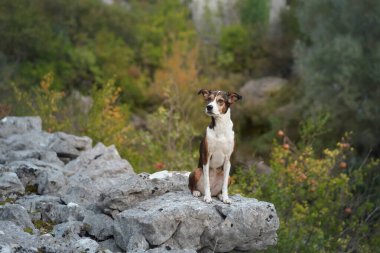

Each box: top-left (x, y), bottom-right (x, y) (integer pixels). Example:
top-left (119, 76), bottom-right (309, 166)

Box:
top-left (214, 207), bottom-right (227, 220)
top-left (93, 154), bottom-right (102, 160)
top-left (56, 152), bottom-right (78, 160)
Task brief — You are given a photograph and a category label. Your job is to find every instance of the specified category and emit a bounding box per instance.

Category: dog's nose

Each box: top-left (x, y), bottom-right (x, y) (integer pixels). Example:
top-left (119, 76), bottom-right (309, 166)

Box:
top-left (206, 105), bottom-right (213, 111)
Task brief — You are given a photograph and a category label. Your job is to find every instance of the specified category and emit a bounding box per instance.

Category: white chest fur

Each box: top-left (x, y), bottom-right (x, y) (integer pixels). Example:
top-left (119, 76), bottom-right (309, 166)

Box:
top-left (206, 110), bottom-right (234, 169)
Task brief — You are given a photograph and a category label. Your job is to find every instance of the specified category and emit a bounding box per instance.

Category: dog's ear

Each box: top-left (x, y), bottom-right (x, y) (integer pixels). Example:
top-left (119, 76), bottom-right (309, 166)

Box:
top-left (227, 92), bottom-right (242, 104)
top-left (198, 89), bottom-right (210, 100)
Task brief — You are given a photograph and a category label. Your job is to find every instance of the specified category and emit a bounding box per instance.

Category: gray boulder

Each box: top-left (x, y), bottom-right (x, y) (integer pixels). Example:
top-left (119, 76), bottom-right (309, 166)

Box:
top-left (36, 234), bottom-right (74, 253)
top-left (48, 131), bottom-right (92, 161)
top-left (5, 149), bottom-right (64, 167)
top-left (0, 171), bottom-right (25, 195)
top-left (73, 238), bottom-right (100, 253)
top-left (0, 117), bottom-right (91, 165)
top-left (0, 130), bottom-right (54, 153)
top-left (240, 77), bottom-right (287, 108)
top-left (100, 171), bottom-right (189, 216)
top-left (0, 221), bottom-right (38, 251)
top-left (114, 192), bottom-right (279, 252)
top-left (52, 221), bottom-right (84, 239)
top-left (63, 142), bottom-right (133, 178)
top-left (59, 181), bottom-right (101, 208)
top-left (36, 166), bottom-right (66, 195)
top-left (0, 116), bottom-right (280, 252)
top-left (0, 116), bottom-right (42, 138)
top-left (15, 194), bottom-right (62, 221)
top-left (83, 213), bottom-right (114, 240)
top-left (59, 143), bottom-right (134, 208)
top-left (99, 238), bottom-right (124, 253)
top-left (0, 204), bottom-right (35, 230)
top-left (36, 201), bottom-right (88, 224)
top-left (8, 160), bottom-right (66, 195)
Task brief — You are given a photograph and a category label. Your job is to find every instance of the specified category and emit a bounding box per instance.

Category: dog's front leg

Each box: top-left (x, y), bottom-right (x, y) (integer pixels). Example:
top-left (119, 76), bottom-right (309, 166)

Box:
top-left (221, 157), bottom-right (231, 204)
top-left (203, 156), bottom-right (212, 203)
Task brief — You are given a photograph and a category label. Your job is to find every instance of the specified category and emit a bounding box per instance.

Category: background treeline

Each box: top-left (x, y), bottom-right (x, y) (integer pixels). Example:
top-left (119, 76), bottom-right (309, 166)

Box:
top-left (0, 0), bottom-right (379, 252)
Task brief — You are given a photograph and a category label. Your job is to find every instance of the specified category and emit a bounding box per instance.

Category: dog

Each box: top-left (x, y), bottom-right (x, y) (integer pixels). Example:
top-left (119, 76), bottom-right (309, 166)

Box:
top-left (188, 89), bottom-right (242, 203)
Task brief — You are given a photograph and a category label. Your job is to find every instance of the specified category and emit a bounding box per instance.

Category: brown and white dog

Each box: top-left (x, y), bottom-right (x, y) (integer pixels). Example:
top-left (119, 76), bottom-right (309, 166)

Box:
top-left (189, 89), bottom-right (242, 203)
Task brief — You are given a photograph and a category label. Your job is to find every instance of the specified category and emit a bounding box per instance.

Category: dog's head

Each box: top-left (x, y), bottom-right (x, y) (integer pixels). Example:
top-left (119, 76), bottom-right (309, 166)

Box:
top-left (198, 89), bottom-right (242, 116)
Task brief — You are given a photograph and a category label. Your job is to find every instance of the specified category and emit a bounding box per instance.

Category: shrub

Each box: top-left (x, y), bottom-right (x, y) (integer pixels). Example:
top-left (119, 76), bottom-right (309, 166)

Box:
top-left (12, 72), bottom-right (67, 132)
top-left (11, 74), bottom-right (133, 158)
top-left (232, 131), bottom-right (379, 252)
top-left (126, 39), bottom-right (203, 173)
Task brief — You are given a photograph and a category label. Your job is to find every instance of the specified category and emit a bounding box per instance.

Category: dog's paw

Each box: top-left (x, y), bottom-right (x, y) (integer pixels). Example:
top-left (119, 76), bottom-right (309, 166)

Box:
top-left (203, 195), bottom-right (212, 203)
top-left (218, 194), bottom-right (231, 204)
top-left (192, 191), bottom-right (201, 197)
top-left (223, 197), bottom-right (231, 204)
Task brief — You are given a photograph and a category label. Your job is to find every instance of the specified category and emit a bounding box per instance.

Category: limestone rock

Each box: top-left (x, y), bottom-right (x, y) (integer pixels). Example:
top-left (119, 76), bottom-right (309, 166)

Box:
top-left (36, 201), bottom-right (88, 224)
top-left (63, 142), bottom-right (133, 178)
top-left (0, 116), bottom-right (280, 252)
top-left (100, 172), bottom-right (189, 215)
top-left (83, 213), bottom-right (114, 240)
top-left (0, 204), bottom-right (35, 230)
top-left (4, 149), bottom-right (64, 167)
top-left (59, 143), bottom-right (134, 208)
top-left (8, 160), bottom-right (66, 195)
top-left (73, 238), bottom-right (100, 253)
top-left (52, 221), bottom-right (85, 239)
top-left (37, 234), bottom-right (74, 253)
top-left (114, 192), bottom-right (279, 252)
top-left (0, 221), bottom-right (38, 251)
top-left (48, 131), bottom-right (92, 161)
top-left (240, 77), bottom-right (287, 108)
top-left (0, 171), bottom-right (25, 195)
top-left (99, 238), bottom-right (124, 253)
top-left (0, 130), bottom-right (55, 154)
top-left (15, 194), bottom-right (62, 220)
top-left (0, 116), bottom-right (42, 138)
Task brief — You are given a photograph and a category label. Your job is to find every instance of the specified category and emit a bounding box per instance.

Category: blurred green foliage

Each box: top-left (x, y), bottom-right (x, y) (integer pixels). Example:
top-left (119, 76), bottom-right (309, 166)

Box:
top-left (295, 0), bottom-right (380, 154)
top-left (239, 0), bottom-right (269, 27)
top-left (232, 132), bottom-right (380, 252)
top-left (0, 0), bottom-right (193, 105)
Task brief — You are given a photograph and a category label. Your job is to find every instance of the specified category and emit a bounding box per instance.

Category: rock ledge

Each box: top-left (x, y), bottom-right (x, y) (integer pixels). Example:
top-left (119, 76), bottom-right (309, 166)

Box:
top-left (0, 116), bottom-right (279, 252)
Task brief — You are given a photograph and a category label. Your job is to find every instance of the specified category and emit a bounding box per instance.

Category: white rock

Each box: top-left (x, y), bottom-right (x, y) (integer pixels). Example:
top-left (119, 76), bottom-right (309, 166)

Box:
top-left (67, 202), bottom-right (79, 208)
top-left (149, 170), bottom-right (173, 179)
top-left (73, 238), bottom-right (100, 253)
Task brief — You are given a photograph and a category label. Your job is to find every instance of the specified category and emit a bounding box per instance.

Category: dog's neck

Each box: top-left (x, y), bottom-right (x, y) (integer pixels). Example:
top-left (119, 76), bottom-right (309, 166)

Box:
top-left (208, 108), bottom-right (233, 136)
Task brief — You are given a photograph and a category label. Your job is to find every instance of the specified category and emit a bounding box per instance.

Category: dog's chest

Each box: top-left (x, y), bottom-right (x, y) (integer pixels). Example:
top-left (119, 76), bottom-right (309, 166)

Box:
top-left (207, 126), bottom-right (234, 168)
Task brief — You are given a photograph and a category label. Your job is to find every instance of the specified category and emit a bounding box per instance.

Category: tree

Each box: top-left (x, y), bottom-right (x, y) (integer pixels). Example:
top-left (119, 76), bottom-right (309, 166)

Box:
top-left (294, 0), bottom-right (380, 154)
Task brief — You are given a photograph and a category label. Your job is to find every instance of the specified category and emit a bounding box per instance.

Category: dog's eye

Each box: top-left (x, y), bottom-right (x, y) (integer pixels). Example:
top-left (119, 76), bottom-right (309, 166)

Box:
top-left (217, 99), bottom-right (224, 104)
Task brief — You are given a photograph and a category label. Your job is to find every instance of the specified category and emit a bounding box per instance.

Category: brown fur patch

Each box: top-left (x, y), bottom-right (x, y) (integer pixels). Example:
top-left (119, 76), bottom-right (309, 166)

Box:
top-left (188, 168), bottom-right (202, 192)
top-left (215, 94), bottom-right (228, 114)
top-left (198, 136), bottom-right (208, 168)
top-left (227, 92), bottom-right (242, 104)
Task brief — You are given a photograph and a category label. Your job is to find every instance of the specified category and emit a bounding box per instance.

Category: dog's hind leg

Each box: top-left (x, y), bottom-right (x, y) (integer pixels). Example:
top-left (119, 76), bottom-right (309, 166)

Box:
top-left (193, 191), bottom-right (201, 197)
top-left (189, 168), bottom-right (202, 197)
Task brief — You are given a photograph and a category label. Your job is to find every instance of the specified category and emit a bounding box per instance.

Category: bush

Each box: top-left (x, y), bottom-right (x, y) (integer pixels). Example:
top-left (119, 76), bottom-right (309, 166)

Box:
top-left (12, 74), bottom-right (133, 158)
top-left (12, 72), bottom-right (67, 132)
top-left (232, 131), bottom-right (380, 252)
top-left (126, 39), bottom-right (203, 173)
top-left (294, 0), bottom-right (380, 154)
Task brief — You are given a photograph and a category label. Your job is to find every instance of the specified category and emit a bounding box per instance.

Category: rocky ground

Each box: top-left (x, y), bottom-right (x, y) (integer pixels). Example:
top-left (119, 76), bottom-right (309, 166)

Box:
top-left (0, 116), bottom-right (279, 253)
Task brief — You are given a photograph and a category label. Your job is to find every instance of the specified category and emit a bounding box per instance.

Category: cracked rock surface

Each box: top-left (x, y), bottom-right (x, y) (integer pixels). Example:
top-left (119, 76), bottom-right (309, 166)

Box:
top-left (0, 116), bottom-right (279, 252)
top-left (114, 192), bottom-right (278, 252)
